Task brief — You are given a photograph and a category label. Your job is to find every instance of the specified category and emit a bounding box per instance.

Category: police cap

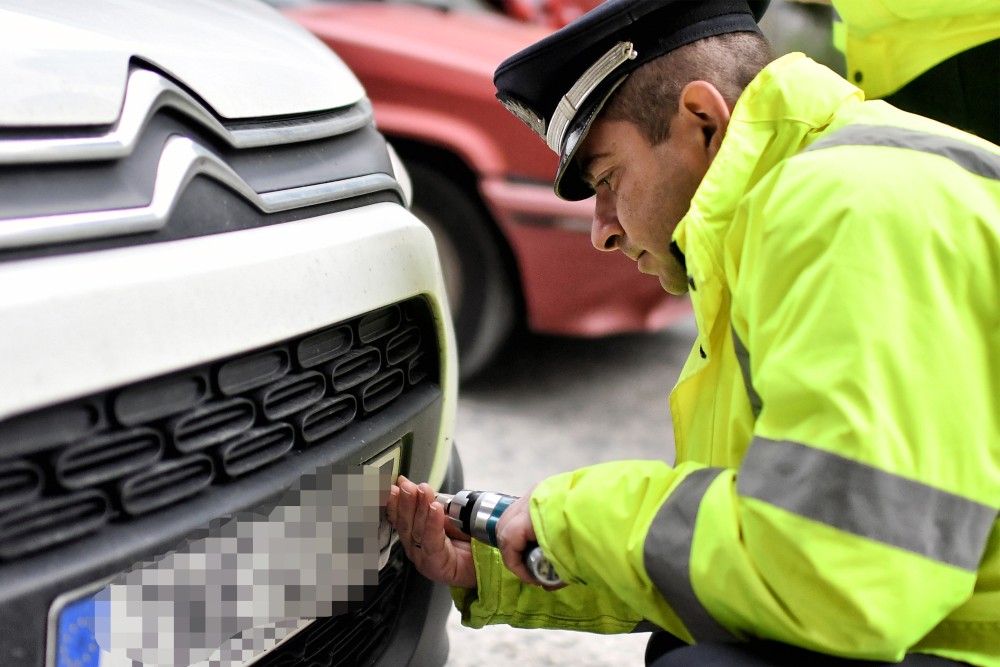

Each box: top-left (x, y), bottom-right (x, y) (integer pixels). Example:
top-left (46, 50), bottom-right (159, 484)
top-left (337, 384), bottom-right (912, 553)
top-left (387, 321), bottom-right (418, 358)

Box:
top-left (494, 0), bottom-right (770, 201)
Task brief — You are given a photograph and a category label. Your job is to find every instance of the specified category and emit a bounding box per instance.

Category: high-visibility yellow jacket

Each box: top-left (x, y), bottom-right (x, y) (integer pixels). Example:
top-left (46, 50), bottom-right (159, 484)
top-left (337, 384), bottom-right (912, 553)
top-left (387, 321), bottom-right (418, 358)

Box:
top-left (455, 53), bottom-right (1000, 666)
top-left (829, 0), bottom-right (1000, 98)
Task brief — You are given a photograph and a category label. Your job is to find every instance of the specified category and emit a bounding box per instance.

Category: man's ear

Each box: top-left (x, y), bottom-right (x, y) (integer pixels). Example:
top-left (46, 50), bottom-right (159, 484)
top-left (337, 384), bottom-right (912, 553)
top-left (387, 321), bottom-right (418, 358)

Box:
top-left (677, 81), bottom-right (731, 160)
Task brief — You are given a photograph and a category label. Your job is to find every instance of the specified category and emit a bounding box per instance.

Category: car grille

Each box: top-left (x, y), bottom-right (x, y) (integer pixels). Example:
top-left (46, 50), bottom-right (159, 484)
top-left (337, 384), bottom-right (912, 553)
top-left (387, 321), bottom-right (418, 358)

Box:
top-left (0, 296), bottom-right (439, 561)
top-left (254, 543), bottom-right (410, 667)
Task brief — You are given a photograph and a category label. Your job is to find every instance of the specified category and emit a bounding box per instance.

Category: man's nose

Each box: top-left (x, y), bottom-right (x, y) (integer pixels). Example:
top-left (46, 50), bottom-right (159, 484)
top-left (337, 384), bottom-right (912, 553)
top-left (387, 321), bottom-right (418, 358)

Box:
top-left (590, 193), bottom-right (621, 251)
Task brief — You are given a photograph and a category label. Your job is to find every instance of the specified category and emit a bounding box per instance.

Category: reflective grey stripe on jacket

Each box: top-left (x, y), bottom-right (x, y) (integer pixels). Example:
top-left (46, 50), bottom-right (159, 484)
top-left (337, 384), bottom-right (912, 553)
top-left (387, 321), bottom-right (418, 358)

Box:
top-left (644, 467), bottom-right (737, 643)
top-left (730, 330), bottom-right (994, 572)
top-left (732, 325), bottom-right (761, 419)
top-left (804, 124), bottom-right (1000, 180)
top-left (740, 438), bottom-right (996, 571)
top-left (643, 434), bottom-right (995, 641)
top-left (643, 453), bottom-right (995, 641)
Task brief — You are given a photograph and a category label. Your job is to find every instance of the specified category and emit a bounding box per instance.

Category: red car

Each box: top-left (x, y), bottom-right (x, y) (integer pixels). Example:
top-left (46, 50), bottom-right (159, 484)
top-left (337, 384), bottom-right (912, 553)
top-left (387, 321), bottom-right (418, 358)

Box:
top-left (487, 0), bottom-right (602, 28)
top-left (274, 0), bottom-right (690, 378)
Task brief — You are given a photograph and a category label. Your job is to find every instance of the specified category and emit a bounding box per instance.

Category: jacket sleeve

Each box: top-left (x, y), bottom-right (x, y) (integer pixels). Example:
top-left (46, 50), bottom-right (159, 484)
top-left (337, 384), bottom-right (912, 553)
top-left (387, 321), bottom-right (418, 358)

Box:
top-left (450, 537), bottom-right (650, 635)
top-left (528, 148), bottom-right (999, 659)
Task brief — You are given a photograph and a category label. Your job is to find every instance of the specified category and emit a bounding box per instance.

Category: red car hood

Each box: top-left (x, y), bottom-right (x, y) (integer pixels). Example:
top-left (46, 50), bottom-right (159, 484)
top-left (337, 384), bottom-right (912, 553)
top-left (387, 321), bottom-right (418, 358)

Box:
top-left (286, 2), bottom-right (552, 79)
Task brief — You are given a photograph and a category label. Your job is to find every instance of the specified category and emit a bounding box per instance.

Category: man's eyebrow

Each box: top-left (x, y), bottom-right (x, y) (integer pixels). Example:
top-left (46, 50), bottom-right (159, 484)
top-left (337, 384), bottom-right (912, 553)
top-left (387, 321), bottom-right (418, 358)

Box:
top-left (579, 152), bottom-right (611, 186)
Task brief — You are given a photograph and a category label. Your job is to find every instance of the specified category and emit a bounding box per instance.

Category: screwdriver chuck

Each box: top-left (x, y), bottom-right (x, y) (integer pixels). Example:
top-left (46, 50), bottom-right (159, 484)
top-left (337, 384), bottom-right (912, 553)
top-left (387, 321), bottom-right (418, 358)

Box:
top-left (435, 489), bottom-right (563, 586)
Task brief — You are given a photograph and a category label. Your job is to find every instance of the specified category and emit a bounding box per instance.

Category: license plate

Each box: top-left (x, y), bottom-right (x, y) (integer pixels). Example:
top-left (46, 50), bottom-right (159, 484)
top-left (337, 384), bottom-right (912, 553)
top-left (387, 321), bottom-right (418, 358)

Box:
top-left (48, 445), bottom-right (401, 667)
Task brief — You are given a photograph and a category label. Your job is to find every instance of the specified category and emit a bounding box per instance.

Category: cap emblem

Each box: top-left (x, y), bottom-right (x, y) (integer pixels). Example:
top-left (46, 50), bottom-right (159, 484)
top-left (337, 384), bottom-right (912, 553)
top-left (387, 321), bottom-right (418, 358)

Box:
top-left (498, 96), bottom-right (548, 140)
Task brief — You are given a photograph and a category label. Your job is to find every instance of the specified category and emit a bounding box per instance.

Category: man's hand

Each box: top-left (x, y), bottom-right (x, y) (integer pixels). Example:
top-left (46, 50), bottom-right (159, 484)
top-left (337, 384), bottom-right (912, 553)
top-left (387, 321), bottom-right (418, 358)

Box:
top-left (495, 489), bottom-right (565, 590)
top-left (387, 475), bottom-right (477, 589)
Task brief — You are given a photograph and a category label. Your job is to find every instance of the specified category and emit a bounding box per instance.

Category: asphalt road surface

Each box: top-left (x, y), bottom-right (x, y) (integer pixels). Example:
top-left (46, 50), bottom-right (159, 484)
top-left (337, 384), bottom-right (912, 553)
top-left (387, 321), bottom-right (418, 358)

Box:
top-left (443, 312), bottom-right (698, 667)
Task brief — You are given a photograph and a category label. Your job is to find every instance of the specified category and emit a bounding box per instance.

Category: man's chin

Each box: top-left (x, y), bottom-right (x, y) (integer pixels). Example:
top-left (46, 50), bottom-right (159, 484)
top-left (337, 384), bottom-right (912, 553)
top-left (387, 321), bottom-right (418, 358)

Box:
top-left (638, 253), bottom-right (689, 294)
top-left (658, 274), bottom-right (689, 295)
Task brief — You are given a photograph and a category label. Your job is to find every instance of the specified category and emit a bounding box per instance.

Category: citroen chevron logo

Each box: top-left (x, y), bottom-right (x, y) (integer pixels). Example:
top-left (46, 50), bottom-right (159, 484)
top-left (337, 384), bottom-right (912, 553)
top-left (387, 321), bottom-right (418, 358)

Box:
top-left (0, 69), bottom-right (373, 165)
top-left (0, 136), bottom-right (401, 249)
top-left (0, 68), bottom-right (394, 250)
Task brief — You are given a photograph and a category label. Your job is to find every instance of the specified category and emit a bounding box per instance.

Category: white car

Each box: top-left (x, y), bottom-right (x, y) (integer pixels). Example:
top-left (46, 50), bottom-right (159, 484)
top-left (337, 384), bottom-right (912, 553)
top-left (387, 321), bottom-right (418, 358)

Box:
top-left (0, 1), bottom-right (461, 665)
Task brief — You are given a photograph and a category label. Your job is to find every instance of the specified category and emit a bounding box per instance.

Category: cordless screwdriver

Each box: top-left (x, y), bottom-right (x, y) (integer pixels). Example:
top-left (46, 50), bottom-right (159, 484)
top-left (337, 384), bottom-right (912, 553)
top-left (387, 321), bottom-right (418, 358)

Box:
top-left (435, 489), bottom-right (563, 586)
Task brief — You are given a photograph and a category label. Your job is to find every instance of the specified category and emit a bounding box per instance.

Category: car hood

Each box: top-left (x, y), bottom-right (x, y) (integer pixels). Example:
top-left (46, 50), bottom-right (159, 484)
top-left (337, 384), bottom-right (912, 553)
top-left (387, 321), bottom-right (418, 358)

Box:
top-left (288, 2), bottom-right (552, 78)
top-left (0, 0), bottom-right (364, 127)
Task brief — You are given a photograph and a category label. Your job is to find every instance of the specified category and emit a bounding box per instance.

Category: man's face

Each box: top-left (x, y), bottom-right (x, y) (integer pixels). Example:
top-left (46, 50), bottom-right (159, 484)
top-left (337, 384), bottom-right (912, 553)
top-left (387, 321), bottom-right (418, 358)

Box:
top-left (575, 114), bottom-right (714, 295)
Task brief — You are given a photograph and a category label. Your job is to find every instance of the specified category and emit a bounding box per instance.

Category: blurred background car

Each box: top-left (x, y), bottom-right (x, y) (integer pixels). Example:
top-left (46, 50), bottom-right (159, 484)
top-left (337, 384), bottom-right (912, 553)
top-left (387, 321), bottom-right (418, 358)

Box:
top-left (0, 1), bottom-right (460, 665)
top-left (484, 0), bottom-right (844, 68)
top-left (485, 0), bottom-right (601, 28)
top-left (269, 0), bottom-right (693, 381)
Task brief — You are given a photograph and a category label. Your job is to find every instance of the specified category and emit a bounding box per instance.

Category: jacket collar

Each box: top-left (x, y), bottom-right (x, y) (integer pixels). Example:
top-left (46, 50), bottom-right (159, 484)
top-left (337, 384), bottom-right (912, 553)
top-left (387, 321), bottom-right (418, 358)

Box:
top-left (671, 53), bottom-right (863, 354)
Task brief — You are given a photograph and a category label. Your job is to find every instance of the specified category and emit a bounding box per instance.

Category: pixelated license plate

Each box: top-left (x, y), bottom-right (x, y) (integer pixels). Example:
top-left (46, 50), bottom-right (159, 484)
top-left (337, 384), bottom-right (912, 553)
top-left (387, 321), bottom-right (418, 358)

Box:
top-left (47, 445), bottom-right (400, 667)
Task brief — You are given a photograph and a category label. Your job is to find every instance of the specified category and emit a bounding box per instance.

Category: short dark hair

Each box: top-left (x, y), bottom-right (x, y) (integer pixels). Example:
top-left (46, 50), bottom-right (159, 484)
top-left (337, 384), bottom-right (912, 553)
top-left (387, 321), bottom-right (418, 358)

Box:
top-left (602, 31), bottom-right (775, 145)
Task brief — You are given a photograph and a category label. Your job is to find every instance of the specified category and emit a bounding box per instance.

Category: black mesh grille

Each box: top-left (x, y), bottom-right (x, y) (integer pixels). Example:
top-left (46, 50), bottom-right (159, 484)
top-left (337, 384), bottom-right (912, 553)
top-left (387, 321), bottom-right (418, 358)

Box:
top-left (0, 491), bottom-right (110, 560)
top-left (0, 400), bottom-right (105, 458)
top-left (0, 461), bottom-right (43, 512)
top-left (385, 326), bottom-right (421, 365)
top-left (0, 297), bottom-right (439, 560)
top-left (218, 348), bottom-right (292, 396)
top-left (254, 544), bottom-right (410, 667)
top-left (218, 424), bottom-right (296, 479)
top-left (406, 352), bottom-right (431, 385)
top-left (360, 369), bottom-right (405, 415)
top-left (170, 398), bottom-right (256, 454)
top-left (113, 371), bottom-right (211, 426)
top-left (358, 306), bottom-right (402, 344)
top-left (329, 347), bottom-right (381, 392)
top-left (118, 454), bottom-right (215, 517)
top-left (255, 371), bottom-right (327, 420)
top-left (55, 428), bottom-right (164, 489)
top-left (297, 325), bottom-right (353, 368)
top-left (295, 396), bottom-right (357, 444)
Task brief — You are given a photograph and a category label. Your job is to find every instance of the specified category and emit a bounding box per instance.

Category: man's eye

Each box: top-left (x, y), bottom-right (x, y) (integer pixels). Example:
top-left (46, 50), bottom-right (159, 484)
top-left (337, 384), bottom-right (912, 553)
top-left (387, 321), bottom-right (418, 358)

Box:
top-left (587, 171), bottom-right (613, 193)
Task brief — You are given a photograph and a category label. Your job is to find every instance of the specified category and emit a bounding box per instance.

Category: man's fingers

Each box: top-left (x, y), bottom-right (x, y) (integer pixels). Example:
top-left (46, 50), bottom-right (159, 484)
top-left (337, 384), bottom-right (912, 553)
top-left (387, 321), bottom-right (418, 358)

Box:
top-left (423, 500), bottom-right (478, 588)
top-left (499, 542), bottom-right (537, 585)
top-left (410, 483), bottom-right (433, 550)
top-left (421, 501), bottom-right (448, 556)
top-left (392, 476), bottom-right (421, 558)
top-left (495, 493), bottom-right (544, 586)
top-left (386, 485), bottom-right (400, 525)
top-left (385, 477), bottom-right (478, 589)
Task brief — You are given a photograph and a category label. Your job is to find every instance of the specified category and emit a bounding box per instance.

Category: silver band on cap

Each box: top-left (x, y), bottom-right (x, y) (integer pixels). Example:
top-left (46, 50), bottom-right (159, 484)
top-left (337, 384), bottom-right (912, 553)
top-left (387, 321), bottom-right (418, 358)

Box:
top-left (545, 41), bottom-right (638, 153)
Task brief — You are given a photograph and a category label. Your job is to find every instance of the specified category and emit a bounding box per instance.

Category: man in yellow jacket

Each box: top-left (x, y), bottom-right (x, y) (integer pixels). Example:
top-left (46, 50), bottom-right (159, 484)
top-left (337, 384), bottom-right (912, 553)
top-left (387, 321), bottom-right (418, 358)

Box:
top-left (793, 0), bottom-right (1000, 143)
top-left (387, 0), bottom-right (1000, 664)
